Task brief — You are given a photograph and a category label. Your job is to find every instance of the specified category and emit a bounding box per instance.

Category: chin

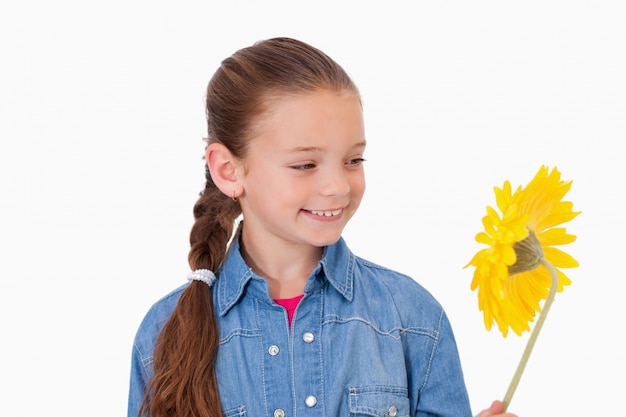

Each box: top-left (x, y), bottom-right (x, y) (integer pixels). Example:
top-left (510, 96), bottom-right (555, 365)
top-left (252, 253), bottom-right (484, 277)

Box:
top-left (308, 231), bottom-right (344, 248)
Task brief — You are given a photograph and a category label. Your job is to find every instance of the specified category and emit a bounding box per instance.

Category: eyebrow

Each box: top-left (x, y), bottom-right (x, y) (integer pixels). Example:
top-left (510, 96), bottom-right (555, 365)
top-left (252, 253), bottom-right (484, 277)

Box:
top-left (287, 141), bottom-right (367, 153)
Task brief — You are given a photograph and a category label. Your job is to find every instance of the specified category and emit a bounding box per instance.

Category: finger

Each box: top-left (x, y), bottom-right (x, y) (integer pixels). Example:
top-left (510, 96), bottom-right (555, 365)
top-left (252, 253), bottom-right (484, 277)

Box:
top-left (489, 400), bottom-right (505, 414)
top-left (474, 400), bottom-right (504, 417)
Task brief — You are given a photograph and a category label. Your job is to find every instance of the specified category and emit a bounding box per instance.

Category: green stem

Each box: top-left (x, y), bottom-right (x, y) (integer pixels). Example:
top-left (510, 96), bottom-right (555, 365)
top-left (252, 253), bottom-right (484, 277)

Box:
top-left (502, 257), bottom-right (559, 411)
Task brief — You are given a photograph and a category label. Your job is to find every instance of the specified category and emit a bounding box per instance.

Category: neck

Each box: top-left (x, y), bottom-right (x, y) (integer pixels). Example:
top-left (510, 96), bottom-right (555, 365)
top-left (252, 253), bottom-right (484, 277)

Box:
top-left (240, 230), bottom-right (322, 299)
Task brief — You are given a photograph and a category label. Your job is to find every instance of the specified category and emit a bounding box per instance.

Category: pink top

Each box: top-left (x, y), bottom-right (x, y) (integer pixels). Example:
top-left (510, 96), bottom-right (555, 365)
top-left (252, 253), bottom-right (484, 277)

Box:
top-left (274, 294), bottom-right (304, 326)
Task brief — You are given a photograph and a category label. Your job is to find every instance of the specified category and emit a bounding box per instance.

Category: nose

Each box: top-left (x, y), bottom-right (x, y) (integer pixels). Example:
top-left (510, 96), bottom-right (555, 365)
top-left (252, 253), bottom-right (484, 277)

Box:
top-left (320, 167), bottom-right (350, 197)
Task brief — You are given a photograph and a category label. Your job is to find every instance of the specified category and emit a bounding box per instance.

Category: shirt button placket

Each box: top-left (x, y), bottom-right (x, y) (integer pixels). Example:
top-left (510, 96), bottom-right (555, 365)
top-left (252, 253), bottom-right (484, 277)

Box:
top-left (268, 344), bottom-right (287, 416)
top-left (268, 344), bottom-right (285, 416)
top-left (301, 332), bottom-right (317, 409)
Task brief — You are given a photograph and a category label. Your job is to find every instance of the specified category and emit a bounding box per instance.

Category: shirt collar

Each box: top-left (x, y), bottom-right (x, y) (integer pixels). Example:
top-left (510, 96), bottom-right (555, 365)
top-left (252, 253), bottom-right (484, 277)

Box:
top-left (214, 234), bottom-right (356, 317)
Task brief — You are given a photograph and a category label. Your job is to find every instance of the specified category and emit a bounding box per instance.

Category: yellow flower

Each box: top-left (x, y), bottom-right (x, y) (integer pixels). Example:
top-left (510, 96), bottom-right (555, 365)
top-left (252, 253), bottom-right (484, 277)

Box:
top-left (465, 166), bottom-right (580, 337)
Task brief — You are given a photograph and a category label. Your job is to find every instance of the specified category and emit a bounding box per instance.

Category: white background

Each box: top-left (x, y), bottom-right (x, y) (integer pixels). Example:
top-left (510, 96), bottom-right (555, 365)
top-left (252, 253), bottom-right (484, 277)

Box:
top-left (1, 1), bottom-right (624, 416)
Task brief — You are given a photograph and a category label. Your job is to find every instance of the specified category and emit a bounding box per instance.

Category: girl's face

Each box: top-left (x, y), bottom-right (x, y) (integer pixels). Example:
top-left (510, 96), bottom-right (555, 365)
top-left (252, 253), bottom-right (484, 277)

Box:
top-left (237, 90), bottom-right (366, 251)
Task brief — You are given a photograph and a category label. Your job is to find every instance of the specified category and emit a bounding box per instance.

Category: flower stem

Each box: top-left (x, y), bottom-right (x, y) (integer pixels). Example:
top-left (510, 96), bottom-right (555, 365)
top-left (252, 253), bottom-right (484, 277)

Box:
top-left (502, 257), bottom-right (559, 411)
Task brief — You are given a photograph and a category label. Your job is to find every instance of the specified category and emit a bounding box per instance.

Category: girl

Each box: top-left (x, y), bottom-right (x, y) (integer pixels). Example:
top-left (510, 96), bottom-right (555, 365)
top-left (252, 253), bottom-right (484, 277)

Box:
top-left (128, 37), bottom-right (517, 417)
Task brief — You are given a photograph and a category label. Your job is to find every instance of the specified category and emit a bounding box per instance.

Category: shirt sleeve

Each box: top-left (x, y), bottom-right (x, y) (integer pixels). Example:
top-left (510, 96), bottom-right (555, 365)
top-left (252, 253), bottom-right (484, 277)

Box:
top-left (127, 285), bottom-right (184, 417)
top-left (127, 338), bottom-right (150, 417)
top-left (414, 309), bottom-right (472, 417)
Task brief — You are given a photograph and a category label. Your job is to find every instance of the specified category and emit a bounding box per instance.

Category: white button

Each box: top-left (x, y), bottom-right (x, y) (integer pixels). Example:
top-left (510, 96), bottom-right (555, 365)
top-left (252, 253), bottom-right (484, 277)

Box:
top-left (302, 332), bottom-right (315, 343)
top-left (305, 395), bottom-right (317, 407)
top-left (268, 345), bottom-right (280, 356)
top-left (274, 409), bottom-right (285, 417)
top-left (388, 405), bottom-right (397, 417)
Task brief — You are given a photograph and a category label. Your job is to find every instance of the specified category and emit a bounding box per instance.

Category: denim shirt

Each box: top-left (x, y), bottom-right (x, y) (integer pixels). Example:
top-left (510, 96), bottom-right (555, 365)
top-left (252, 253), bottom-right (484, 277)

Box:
top-left (128, 237), bottom-right (472, 417)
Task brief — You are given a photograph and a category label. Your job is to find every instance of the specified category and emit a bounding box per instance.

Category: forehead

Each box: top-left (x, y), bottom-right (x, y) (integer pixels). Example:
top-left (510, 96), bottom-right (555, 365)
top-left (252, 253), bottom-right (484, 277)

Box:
top-left (250, 90), bottom-right (364, 147)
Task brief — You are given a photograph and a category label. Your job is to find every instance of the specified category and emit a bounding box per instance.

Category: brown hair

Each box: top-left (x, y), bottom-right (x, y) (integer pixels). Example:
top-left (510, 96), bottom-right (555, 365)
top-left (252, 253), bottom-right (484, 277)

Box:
top-left (139, 37), bottom-right (359, 417)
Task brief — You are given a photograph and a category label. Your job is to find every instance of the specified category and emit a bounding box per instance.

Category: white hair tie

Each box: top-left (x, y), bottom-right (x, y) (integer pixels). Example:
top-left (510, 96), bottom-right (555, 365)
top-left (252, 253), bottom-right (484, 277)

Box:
top-left (187, 269), bottom-right (217, 287)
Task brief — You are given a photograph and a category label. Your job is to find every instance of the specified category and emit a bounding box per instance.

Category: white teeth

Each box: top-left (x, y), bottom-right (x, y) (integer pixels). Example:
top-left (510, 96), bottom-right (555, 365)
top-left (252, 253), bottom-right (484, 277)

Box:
top-left (311, 209), bottom-right (342, 217)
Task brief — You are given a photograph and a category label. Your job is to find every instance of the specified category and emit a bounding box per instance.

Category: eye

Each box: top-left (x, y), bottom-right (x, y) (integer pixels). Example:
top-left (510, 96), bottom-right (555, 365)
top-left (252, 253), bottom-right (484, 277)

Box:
top-left (291, 163), bottom-right (317, 170)
top-left (346, 157), bottom-right (366, 166)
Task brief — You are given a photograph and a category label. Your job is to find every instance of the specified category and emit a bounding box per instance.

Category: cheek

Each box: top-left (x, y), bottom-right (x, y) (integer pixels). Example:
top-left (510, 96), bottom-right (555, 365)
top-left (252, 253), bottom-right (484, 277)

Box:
top-left (347, 177), bottom-right (366, 212)
top-left (352, 173), bottom-right (366, 197)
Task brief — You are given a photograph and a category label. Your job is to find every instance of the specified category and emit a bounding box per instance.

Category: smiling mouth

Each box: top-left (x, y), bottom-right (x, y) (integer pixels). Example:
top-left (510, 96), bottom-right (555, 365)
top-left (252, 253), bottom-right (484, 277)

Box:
top-left (309, 208), bottom-right (343, 217)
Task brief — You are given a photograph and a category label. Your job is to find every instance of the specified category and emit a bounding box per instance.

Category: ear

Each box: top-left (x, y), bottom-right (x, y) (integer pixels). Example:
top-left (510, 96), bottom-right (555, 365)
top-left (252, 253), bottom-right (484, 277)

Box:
top-left (205, 142), bottom-right (243, 198)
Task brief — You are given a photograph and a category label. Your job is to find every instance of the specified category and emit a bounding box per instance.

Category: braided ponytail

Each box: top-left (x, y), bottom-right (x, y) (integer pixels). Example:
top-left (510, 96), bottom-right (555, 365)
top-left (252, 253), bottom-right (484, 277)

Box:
top-left (189, 172), bottom-right (242, 272)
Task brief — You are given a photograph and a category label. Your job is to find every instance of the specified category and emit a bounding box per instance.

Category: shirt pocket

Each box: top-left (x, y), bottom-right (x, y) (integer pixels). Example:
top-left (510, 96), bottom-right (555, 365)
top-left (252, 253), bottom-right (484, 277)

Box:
top-left (223, 405), bottom-right (247, 417)
top-left (348, 386), bottom-right (410, 417)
